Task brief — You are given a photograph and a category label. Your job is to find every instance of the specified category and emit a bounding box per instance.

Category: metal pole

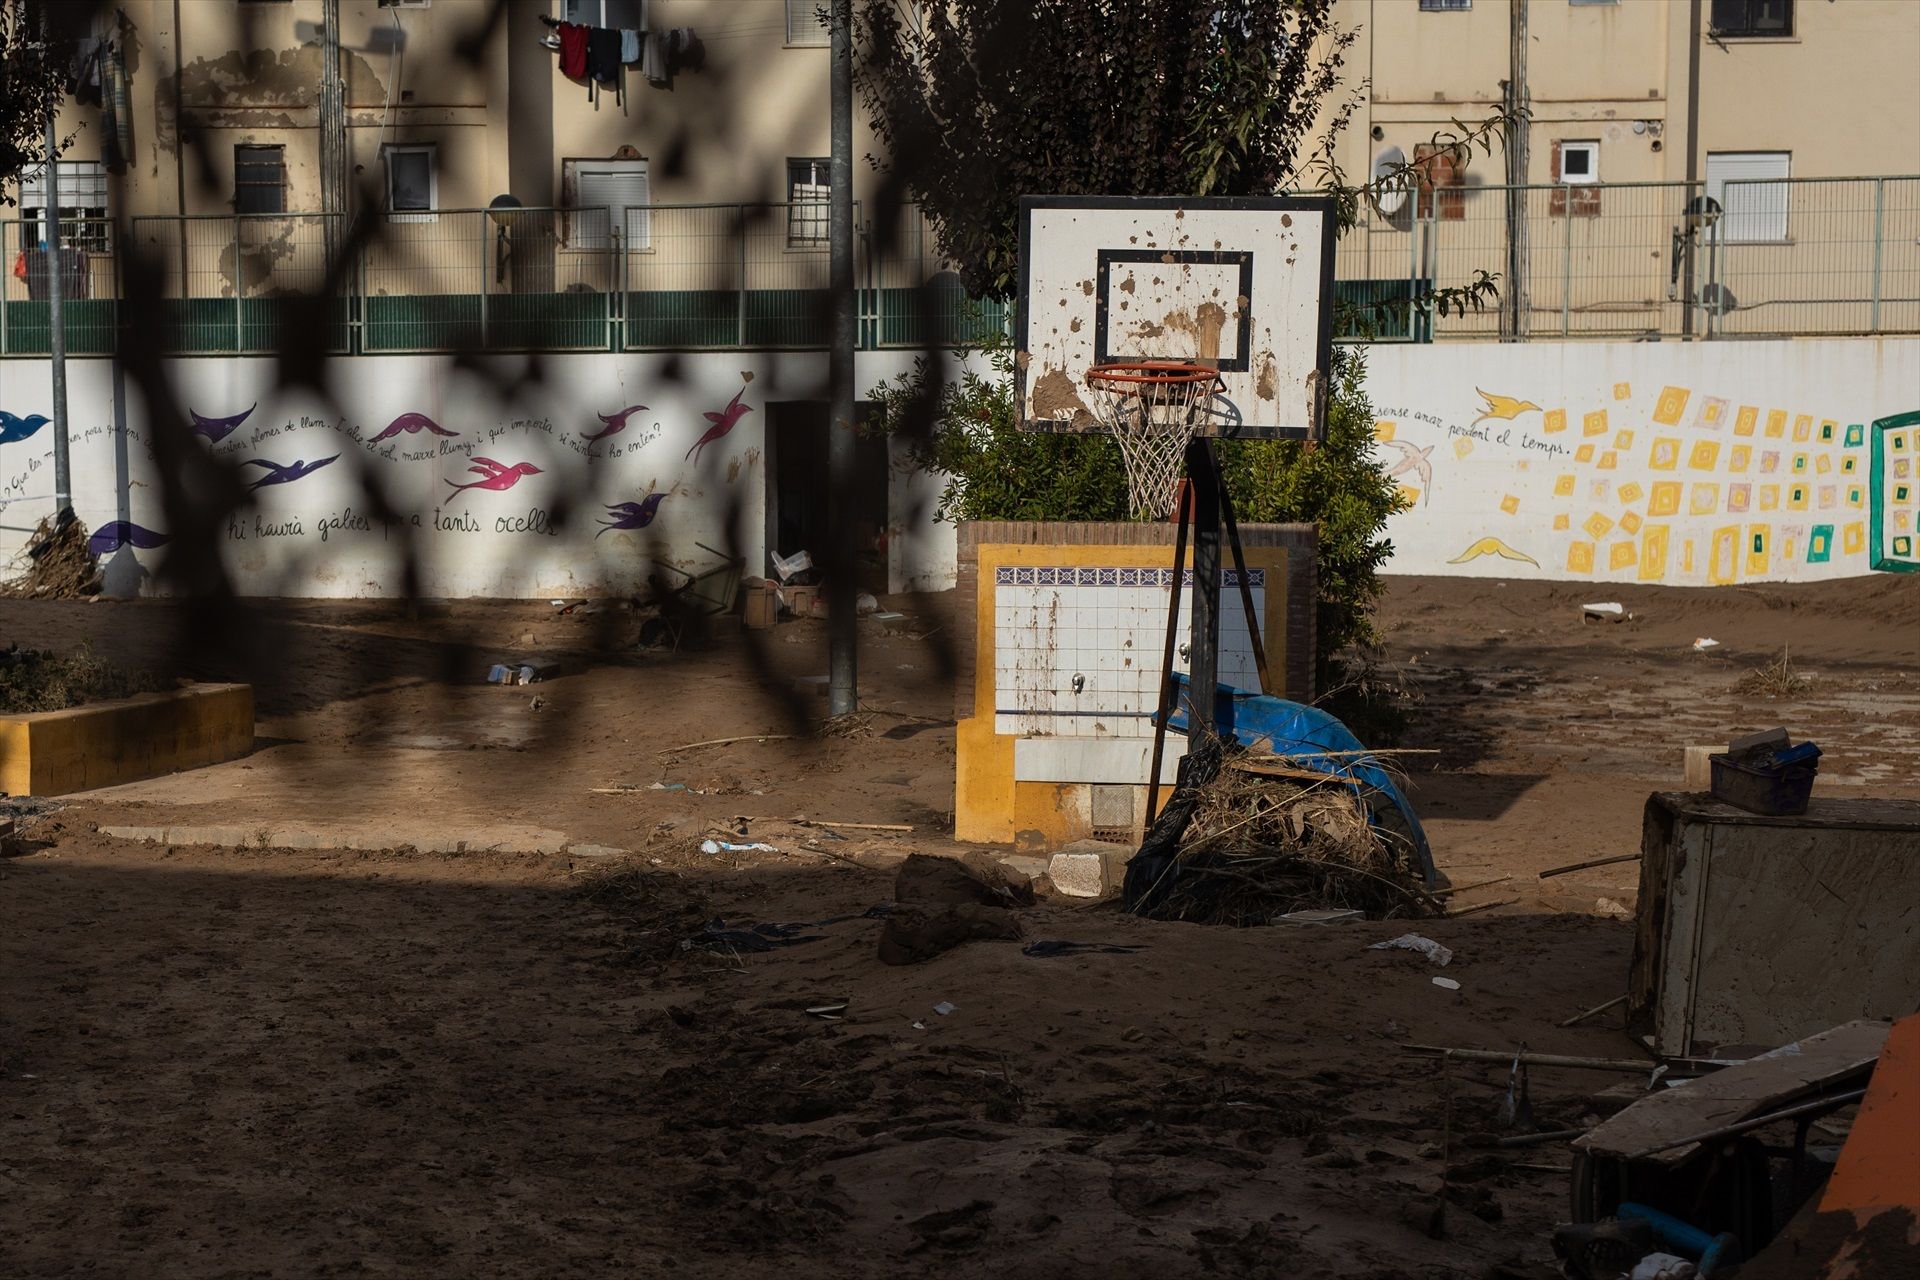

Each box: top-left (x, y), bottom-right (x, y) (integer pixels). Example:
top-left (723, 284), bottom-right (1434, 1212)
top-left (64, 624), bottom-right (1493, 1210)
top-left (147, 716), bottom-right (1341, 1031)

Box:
top-left (234, 213), bottom-right (244, 349)
top-left (44, 108), bottom-right (72, 518)
top-left (1681, 0), bottom-right (1702, 339)
top-left (318, 0), bottom-right (346, 259)
top-left (1562, 185), bottom-right (1572, 337)
top-left (1186, 437), bottom-right (1221, 740)
top-left (1144, 482), bottom-right (1193, 827)
top-left (826, 0), bottom-right (858, 719)
top-left (1503, 0), bottom-right (1529, 341)
top-left (1870, 178), bottom-right (1884, 333)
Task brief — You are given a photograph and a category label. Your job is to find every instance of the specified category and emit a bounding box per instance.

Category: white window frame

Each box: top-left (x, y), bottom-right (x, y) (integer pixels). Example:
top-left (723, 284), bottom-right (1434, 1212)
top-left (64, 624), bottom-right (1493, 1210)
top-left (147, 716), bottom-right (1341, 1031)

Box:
top-left (786, 0), bottom-right (830, 45)
top-left (1706, 151), bottom-right (1791, 245)
top-left (786, 157), bottom-right (830, 248)
top-left (562, 0), bottom-right (644, 27)
top-left (1558, 140), bottom-right (1600, 185)
top-left (382, 144), bottom-right (438, 222)
top-left (566, 158), bottom-right (651, 252)
top-left (20, 160), bottom-right (111, 252)
top-left (1418, 0), bottom-right (1472, 11)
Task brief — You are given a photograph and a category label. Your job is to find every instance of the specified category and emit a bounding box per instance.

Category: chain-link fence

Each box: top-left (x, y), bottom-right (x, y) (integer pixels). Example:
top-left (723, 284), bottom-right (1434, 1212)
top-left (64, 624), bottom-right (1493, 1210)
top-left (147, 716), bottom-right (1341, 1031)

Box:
top-left (4, 182), bottom-right (1915, 356)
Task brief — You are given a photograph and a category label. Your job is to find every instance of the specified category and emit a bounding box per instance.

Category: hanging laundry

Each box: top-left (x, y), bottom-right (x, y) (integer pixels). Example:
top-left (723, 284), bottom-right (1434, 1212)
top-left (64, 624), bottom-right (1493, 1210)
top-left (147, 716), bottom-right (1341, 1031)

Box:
top-left (587, 25), bottom-right (623, 84)
top-left (620, 28), bottom-right (641, 64)
top-left (557, 21), bottom-right (590, 79)
top-left (667, 28), bottom-right (704, 74)
top-left (642, 31), bottom-right (668, 85)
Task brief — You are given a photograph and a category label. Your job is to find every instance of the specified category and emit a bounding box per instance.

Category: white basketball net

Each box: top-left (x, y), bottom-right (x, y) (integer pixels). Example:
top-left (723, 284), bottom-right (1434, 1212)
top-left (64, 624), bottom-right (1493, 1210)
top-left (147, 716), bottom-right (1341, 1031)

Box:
top-left (1085, 366), bottom-right (1221, 520)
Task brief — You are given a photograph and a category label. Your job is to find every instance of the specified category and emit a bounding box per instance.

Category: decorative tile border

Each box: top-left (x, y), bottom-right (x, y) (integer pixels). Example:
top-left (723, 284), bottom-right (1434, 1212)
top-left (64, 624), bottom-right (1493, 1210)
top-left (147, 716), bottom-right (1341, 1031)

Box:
top-left (994, 566), bottom-right (1265, 588)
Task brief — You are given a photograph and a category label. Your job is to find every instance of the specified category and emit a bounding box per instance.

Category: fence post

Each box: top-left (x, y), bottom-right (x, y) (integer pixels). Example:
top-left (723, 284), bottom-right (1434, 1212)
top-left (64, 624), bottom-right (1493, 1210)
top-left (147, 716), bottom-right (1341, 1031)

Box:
top-left (737, 206), bottom-right (748, 349)
top-left (478, 213), bottom-right (490, 351)
top-left (234, 214), bottom-right (244, 351)
top-left (1561, 186), bottom-right (1573, 337)
top-left (1, 222), bottom-right (9, 357)
top-left (1870, 177), bottom-right (1885, 334)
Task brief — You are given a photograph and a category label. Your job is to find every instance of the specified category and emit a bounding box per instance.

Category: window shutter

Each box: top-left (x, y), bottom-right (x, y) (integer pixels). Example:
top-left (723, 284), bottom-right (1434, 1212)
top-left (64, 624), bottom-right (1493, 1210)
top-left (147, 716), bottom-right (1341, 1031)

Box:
top-left (576, 165), bottom-right (650, 250)
top-left (1706, 152), bottom-right (1790, 242)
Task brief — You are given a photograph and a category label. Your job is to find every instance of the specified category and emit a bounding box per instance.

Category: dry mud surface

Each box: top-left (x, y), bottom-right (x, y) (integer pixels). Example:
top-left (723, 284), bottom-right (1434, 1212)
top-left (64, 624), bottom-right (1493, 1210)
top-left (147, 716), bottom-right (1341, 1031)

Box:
top-left (2, 574), bottom-right (1915, 1277)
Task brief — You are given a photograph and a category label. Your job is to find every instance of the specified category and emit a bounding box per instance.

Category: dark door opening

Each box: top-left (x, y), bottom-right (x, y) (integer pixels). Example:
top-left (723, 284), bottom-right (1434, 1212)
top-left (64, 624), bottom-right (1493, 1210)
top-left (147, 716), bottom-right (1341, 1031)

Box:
top-left (765, 400), bottom-right (889, 592)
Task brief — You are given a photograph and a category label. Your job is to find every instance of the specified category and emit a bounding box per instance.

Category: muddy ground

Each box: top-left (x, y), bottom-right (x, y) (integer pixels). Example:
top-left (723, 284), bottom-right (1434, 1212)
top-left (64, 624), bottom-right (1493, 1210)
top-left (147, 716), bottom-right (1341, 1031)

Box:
top-left (2, 573), bottom-right (1916, 1278)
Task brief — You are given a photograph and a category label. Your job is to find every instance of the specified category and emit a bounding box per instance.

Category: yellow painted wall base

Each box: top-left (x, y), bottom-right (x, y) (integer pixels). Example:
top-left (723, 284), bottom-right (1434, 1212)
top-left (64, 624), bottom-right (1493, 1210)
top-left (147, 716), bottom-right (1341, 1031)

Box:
top-left (0, 683), bottom-right (255, 797)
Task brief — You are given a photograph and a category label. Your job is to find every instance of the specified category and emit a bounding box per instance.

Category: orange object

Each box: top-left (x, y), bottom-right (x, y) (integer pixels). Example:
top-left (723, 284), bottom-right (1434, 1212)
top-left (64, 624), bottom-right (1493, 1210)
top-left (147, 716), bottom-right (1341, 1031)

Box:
top-left (1818, 1012), bottom-right (1920, 1222)
top-left (11, 250), bottom-right (25, 281)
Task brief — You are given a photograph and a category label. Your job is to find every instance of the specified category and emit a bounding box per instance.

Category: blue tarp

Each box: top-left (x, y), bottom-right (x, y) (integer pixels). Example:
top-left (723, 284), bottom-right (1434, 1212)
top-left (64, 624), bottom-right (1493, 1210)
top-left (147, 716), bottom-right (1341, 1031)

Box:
top-left (1164, 674), bottom-right (1437, 887)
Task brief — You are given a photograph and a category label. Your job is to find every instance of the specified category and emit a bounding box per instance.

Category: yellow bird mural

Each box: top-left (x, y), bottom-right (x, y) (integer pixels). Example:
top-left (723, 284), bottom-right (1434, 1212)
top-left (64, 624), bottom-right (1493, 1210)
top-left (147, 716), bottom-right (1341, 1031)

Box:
top-left (1449, 536), bottom-right (1540, 568)
top-left (1472, 388), bottom-right (1542, 428)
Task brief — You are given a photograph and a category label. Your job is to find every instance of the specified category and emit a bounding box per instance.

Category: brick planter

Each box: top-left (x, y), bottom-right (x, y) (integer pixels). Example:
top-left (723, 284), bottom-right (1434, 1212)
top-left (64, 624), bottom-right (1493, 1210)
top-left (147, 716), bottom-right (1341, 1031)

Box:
top-left (0, 683), bottom-right (255, 797)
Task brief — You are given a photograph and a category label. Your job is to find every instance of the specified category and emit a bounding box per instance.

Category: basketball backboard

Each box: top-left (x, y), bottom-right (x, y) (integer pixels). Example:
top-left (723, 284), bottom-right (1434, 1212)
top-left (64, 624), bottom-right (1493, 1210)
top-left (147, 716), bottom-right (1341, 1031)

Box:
top-left (1015, 195), bottom-right (1336, 439)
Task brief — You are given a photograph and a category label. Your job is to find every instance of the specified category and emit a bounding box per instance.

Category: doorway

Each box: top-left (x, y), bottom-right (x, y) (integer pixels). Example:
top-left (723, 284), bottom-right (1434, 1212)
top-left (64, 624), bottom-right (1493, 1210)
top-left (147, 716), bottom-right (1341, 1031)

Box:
top-left (765, 400), bottom-right (889, 591)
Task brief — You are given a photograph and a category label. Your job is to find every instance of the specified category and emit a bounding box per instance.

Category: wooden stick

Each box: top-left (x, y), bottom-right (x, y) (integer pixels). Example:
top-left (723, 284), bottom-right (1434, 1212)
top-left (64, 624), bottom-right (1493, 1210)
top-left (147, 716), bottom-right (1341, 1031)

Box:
top-left (801, 819), bottom-right (913, 833)
top-left (1445, 896), bottom-right (1520, 918)
top-left (1486, 1128), bottom-right (1586, 1149)
top-left (1404, 1046), bottom-right (1659, 1073)
top-left (1538, 852), bottom-right (1638, 879)
top-left (1560, 993), bottom-right (1629, 1028)
top-left (658, 733), bottom-right (794, 755)
top-left (1434, 874), bottom-right (1514, 898)
top-left (1624, 1088), bottom-right (1868, 1162)
top-left (1228, 758), bottom-right (1341, 783)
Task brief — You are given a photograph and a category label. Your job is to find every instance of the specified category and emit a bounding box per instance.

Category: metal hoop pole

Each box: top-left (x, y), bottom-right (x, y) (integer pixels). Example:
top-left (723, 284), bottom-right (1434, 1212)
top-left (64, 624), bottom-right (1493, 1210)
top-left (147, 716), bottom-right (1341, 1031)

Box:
top-left (1215, 458), bottom-right (1271, 694)
top-left (1144, 477), bottom-right (1193, 828)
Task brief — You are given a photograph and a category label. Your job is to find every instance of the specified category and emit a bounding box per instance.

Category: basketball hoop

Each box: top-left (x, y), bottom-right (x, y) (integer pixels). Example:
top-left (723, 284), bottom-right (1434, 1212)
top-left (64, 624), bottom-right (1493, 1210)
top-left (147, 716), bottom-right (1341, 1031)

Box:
top-left (1084, 361), bottom-right (1224, 520)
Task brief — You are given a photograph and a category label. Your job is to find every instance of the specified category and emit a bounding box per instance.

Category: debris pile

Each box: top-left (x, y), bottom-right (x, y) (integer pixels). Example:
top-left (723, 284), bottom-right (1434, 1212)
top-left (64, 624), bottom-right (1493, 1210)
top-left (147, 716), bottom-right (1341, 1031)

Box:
top-left (1127, 737), bottom-right (1438, 926)
top-left (1, 514), bottom-right (101, 599)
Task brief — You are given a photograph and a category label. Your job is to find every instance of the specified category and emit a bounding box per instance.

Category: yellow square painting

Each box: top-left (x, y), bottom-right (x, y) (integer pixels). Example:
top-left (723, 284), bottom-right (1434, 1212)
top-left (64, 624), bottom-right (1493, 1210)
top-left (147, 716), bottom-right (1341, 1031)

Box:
top-left (1688, 440), bottom-right (1720, 471)
top-left (1639, 526), bottom-right (1669, 581)
top-left (1583, 410), bottom-right (1609, 437)
top-left (1584, 512), bottom-right (1614, 539)
top-left (1618, 481), bottom-right (1644, 504)
top-left (1554, 473), bottom-right (1576, 497)
top-left (1793, 414), bottom-right (1812, 441)
top-left (1764, 409), bottom-right (1787, 438)
top-left (1620, 511), bottom-right (1643, 534)
top-left (1576, 444), bottom-right (1595, 463)
top-left (1816, 454), bottom-right (1832, 474)
top-left (1598, 451), bottom-right (1618, 470)
top-left (1690, 484), bottom-right (1720, 515)
top-left (1609, 541), bottom-right (1638, 570)
top-left (1649, 481), bottom-right (1682, 516)
top-left (1729, 445), bottom-right (1751, 473)
top-left (1734, 406), bottom-right (1758, 437)
top-left (1650, 438), bottom-right (1680, 471)
top-left (1844, 523), bottom-right (1865, 554)
top-left (1759, 485), bottom-right (1779, 510)
top-left (1543, 409), bottom-right (1567, 434)
top-left (1501, 494), bottom-right (1521, 515)
top-left (1653, 387), bottom-right (1689, 426)
top-left (1553, 513), bottom-right (1570, 531)
top-left (1746, 527), bottom-right (1769, 577)
top-left (1567, 542), bottom-right (1595, 574)
top-left (1613, 382), bottom-right (1632, 400)
top-left (1613, 430), bottom-right (1635, 450)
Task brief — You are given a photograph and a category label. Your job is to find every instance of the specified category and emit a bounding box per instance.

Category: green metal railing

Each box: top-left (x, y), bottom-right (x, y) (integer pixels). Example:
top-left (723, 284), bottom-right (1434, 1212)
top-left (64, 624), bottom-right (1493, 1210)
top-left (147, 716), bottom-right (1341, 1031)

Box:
top-left (5, 181), bottom-right (1915, 357)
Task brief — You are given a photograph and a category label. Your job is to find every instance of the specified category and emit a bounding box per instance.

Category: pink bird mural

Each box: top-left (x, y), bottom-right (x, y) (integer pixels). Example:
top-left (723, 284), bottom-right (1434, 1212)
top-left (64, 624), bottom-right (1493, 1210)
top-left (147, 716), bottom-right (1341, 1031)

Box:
top-left (685, 388), bottom-right (753, 463)
top-left (584, 404), bottom-right (649, 443)
top-left (445, 457), bottom-right (543, 500)
top-left (370, 412), bottom-right (460, 443)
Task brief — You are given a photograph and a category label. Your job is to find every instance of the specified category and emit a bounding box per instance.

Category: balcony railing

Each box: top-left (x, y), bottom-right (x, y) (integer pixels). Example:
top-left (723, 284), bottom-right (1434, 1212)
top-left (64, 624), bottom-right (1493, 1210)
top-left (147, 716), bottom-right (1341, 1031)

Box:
top-left (3, 181), bottom-right (1916, 357)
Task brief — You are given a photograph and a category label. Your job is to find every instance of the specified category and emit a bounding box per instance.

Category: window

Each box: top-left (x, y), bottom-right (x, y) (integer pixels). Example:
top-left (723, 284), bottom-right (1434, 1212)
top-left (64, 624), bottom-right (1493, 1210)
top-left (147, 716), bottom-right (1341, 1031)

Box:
top-left (1570, 0), bottom-right (1617, 7)
top-left (378, 0), bottom-right (431, 7)
top-left (1418, 0), bottom-right (1472, 10)
top-left (19, 160), bottom-right (110, 252)
top-left (566, 158), bottom-right (650, 250)
top-left (1551, 141), bottom-right (1601, 217)
top-left (787, 0), bottom-right (830, 45)
top-left (786, 158), bottom-right (830, 247)
top-left (1412, 143), bottom-right (1466, 221)
top-left (383, 144), bottom-right (437, 220)
top-left (1706, 151), bottom-right (1790, 242)
top-left (562, 0), bottom-right (642, 26)
top-left (234, 145), bottom-right (286, 214)
top-left (1710, 0), bottom-right (1791, 37)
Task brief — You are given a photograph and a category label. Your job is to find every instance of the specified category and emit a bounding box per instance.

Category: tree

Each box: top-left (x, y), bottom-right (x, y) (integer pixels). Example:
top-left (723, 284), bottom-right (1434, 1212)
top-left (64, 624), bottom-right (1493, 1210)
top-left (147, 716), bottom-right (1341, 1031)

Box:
top-left (859, 0), bottom-right (1358, 301)
top-left (0, 1), bottom-right (78, 195)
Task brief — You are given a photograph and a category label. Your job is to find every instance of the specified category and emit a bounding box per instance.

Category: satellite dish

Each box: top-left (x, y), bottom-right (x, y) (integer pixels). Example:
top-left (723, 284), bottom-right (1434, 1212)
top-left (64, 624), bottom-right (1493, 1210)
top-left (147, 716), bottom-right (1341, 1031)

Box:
top-left (1369, 146), bottom-right (1411, 221)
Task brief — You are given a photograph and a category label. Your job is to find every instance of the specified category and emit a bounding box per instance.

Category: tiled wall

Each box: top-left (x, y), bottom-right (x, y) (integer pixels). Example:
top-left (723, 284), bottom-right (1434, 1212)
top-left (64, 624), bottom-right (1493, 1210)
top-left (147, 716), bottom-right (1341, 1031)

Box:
top-left (991, 565), bottom-right (1266, 738)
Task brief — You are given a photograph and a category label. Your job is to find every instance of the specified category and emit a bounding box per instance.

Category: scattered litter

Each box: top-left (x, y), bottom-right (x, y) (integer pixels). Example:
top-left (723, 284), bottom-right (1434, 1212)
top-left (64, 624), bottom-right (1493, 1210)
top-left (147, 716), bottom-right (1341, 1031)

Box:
top-left (1432, 976), bottom-right (1461, 991)
top-left (700, 839), bottom-right (777, 854)
top-left (661, 733), bottom-right (795, 755)
top-left (1539, 852), bottom-right (1638, 879)
top-left (528, 696), bottom-right (548, 712)
top-left (1370, 933), bottom-right (1454, 966)
top-left (1594, 897), bottom-right (1633, 919)
top-left (770, 548), bottom-right (815, 583)
top-left (1627, 1254), bottom-right (1696, 1280)
top-left (1497, 1043), bottom-right (1536, 1131)
top-left (1691, 637), bottom-right (1720, 651)
top-left (489, 658), bottom-right (561, 686)
top-left (1708, 730), bottom-right (1822, 815)
top-left (805, 1002), bottom-right (849, 1021)
top-left (911, 1020), bottom-right (926, 1030)
top-left (855, 592), bottom-right (879, 615)
top-left (933, 1001), bottom-right (957, 1016)
top-left (1582, 602), bottom-right (1627, 623)
top-left (1021, 940), bottom-right (1149, 957)
top-left (651, 782), bottom-right (687, 792)
top-left (872, 611), bottom-right (909, 631)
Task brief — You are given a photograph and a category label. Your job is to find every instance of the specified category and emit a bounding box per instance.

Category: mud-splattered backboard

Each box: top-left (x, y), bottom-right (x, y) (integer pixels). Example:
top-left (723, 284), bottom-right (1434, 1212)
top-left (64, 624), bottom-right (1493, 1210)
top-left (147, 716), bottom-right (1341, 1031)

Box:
top-left (1016, 196), bottom-right (1335, 439)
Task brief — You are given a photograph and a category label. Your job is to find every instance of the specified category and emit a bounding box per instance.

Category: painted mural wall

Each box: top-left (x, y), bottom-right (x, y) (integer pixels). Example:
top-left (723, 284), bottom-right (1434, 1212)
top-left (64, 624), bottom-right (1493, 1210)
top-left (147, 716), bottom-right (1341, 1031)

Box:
top-left (0, 351), bottom-right (965, 599)
top-left (1364, 338), bottom-right (1920, 584)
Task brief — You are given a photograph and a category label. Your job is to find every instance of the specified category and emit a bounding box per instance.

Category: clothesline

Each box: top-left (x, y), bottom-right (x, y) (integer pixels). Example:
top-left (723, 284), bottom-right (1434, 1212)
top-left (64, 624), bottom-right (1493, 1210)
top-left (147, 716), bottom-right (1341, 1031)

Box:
top-left (540, 9), bottom-right (699, 97)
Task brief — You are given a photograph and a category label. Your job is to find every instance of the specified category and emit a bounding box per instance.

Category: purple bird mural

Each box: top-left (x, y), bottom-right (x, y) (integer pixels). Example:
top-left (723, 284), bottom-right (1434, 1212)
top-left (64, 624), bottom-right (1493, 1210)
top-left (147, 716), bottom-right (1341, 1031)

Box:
top-left (597, 491), bottom-right (667, 537)
top-left (446, 457), bottom-right (543, 500)
top-left (189, 402), bottom-right (256, 443)
top-left (584, 404), bottom-right (649, 443)
top-left (685, 388), bottom-right (752, 463)
top-left (87, 521), bottom-right (170, 556)
top-left (244, 455), bottom-right (339, 490)
top-left (369, 412), bottom-right (460, 443)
